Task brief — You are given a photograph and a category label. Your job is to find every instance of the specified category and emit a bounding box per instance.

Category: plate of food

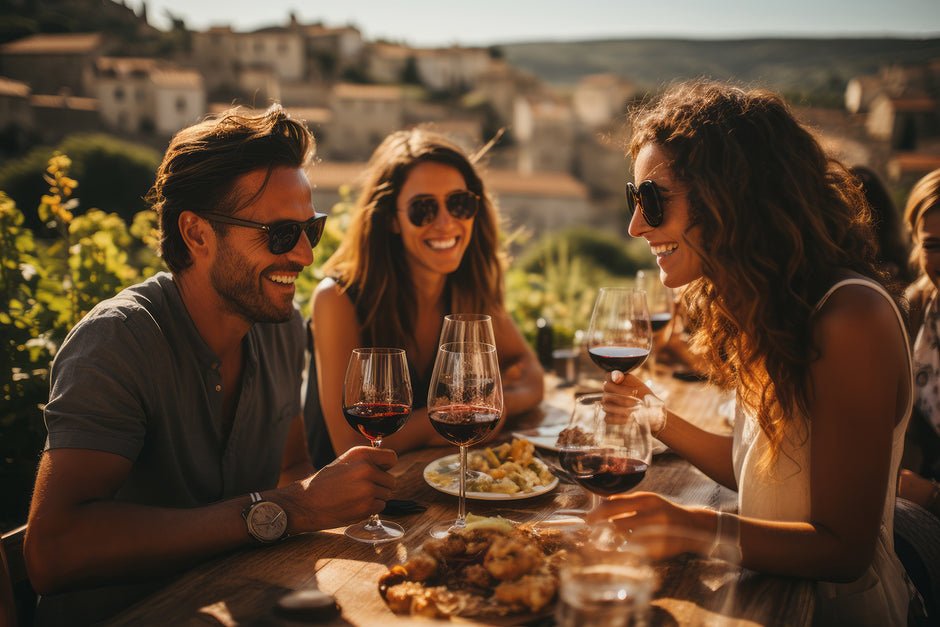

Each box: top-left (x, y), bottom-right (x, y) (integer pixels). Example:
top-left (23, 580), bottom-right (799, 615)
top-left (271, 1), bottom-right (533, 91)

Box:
top-left (424, 438), bottom-right (559, 500)
top-left (379, 514), bottom-right (584, 622)
top-left (512, 424), bottom-right (670, 456)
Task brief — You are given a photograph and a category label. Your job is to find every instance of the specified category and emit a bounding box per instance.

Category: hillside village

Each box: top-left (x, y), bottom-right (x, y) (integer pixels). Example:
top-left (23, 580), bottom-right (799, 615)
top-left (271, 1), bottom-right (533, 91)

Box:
top-left (1, 1), bottom-right (940, 245)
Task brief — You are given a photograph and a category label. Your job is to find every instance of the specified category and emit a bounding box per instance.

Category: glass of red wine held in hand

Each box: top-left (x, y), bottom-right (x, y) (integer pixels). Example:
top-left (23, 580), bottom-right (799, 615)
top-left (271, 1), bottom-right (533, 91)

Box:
top-left (427, 342), bottom-right (504, 537)
top-left (342, 348), bottom-right (413, 543)
top-left (587, 287), bottom-right (652, 375)
top-left (557, 392), bottom-right (656, 513)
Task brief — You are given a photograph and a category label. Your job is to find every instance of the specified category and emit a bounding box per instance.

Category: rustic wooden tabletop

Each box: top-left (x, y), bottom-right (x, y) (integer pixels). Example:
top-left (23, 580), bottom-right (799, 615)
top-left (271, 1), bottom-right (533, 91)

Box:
top-left (104, 370), bottom-right (814, 627)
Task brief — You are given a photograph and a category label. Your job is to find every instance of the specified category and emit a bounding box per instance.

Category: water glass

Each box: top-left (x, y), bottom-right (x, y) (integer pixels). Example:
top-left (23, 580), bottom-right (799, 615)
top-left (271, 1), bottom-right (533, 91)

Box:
top-left (556, 535), bottom-right (653, 627)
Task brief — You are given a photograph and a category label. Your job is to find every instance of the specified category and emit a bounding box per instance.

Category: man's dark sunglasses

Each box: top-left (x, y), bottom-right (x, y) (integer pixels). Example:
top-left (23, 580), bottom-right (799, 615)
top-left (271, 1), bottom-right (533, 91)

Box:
top-left (406, 190), bottom-right (480, 227)
top-left (202, 211), bottom-right (327, 254)
top-left (626, 180), bottom-right (664, 228)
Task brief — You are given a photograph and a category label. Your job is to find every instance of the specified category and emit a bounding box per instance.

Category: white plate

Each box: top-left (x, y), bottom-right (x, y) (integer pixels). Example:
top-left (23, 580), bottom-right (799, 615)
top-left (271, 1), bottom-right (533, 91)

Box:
top-left (423, 453), bottom-right (559, 501)
top-left (511, 424), bottom-right (669, 456)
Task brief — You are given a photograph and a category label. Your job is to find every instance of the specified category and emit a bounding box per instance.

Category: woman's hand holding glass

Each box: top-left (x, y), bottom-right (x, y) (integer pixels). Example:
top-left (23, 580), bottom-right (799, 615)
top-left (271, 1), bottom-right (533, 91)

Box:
top-left (556, 392), bottom-right (658, 515)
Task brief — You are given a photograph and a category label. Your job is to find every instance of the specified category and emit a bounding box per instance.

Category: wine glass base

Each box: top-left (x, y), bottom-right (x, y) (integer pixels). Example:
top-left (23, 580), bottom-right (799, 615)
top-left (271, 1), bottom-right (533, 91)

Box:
top-left (428, 519), bottom-right (465, 539)
top-left (533, 510), bottom-right (588, 531)
top-left (344, 520), bottom-right (404, 544)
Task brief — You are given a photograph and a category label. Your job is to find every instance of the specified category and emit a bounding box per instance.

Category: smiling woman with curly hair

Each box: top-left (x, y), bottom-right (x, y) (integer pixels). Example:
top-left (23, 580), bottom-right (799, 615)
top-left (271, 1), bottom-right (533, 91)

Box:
top-left (592, 81), bottom-right (916, 626)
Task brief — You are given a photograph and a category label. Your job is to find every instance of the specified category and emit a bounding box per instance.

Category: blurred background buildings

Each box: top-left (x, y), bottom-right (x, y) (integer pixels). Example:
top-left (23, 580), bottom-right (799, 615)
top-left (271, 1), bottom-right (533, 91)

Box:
top-left (0, 0), bottom-right (939, 244)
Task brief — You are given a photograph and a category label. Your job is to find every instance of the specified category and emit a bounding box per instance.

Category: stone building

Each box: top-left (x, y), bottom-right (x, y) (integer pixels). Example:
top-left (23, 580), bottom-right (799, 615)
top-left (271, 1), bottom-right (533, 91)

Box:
top-left (0, 33), bottom-right (106, 97)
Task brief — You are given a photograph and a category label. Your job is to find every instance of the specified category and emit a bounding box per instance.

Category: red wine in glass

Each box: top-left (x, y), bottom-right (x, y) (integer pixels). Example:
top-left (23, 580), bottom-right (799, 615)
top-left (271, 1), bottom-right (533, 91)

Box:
top-left (559, 450), bottom-right (648, 496)
top-left (588, 346), bottom-right (650, 373)
top-left (587, 287), bottom-right (652, 374)
top-left (429, 404), bottom-right (501, 446)
top-left (650, 312), bottom-right (672, 333)
top-left (427, 342), bottom-right (504, 538)
top-left (344, 402), bottom-right (411, 441)
top-left (342, 348), bottom-right (412, 544)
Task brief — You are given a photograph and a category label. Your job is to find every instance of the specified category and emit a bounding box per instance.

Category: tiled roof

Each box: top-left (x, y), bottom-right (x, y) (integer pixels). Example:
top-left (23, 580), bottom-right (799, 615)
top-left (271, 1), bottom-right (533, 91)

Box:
top-left (307, 161), bottom-right (368, 191)
top-left (890, 152), bottom-right (940, 174)
top-left (0, 76), bottom-right (30, 97)
top-left (332, 83), bottom-right (401, 100)
top-left (1, 33), bottom-right (102, 54)
top-left (96, 57), bottom-right (159, 78)
top-left (484, 169), bottom-right (589, 198)
top-left (29, 94), bottom-right (97, 111)
top-left (151, 68), bottom-right (203, 88)
top-left (306, 160), bottom-right (588, 199)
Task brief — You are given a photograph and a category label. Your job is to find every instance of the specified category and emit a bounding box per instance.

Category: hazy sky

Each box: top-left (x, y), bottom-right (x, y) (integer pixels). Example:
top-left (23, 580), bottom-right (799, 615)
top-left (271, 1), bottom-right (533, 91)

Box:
top-left (130, 0), bottom-right (940, 47)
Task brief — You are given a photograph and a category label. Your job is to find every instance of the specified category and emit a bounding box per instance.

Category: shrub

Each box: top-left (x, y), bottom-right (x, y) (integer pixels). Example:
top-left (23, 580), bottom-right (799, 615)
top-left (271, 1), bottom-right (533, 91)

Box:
top-left (0, 153), bottom-right (161, 530)
top-left (0, 134), bottom-right (161, 234)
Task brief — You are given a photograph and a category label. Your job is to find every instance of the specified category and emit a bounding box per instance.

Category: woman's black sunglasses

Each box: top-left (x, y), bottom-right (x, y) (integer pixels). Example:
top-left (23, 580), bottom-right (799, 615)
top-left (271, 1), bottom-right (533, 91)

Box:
top-left (626, 180), bottom-right (664, 227)
top-left (405, 190), bottom-right (480, 227)
top-left (202, 211), bottom-right (328, 254)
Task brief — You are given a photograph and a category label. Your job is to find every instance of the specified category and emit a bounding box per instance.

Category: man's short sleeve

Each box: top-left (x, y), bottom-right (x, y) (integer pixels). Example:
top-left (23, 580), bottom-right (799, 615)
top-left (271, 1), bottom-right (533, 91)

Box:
top-left (44, 308), bottom-right (156, 461)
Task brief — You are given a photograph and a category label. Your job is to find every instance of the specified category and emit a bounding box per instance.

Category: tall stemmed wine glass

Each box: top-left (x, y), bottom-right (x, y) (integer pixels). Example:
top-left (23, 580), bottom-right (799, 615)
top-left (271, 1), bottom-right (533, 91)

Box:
top-left (586, 287), bottom-right (653, 375)
top-left (342, 348), bottom-right (412, 543)
top-left (556, 392), bottom-right (657, 514)
top-left (436, 314), bottom-right (497, 483)
top-left (427, 342), bottom-right (504, 537)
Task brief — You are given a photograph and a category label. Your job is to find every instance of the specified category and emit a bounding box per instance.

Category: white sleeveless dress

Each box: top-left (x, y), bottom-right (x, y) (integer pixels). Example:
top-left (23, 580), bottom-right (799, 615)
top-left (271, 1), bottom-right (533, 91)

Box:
top-left (731, 275), bottom-right (915, 626)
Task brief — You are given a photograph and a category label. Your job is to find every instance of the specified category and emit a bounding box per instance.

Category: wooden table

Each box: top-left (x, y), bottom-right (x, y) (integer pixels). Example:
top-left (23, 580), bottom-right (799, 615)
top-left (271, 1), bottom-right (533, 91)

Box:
top-left (104, 372), bottom-right (814, 627)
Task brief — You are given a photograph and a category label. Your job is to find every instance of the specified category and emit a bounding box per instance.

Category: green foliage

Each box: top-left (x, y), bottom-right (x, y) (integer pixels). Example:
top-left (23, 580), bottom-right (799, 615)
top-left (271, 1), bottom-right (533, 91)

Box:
top-left (293, 184), bottom-right (355, 317)
top-left (0, 133), bottom-right (161, 233)
top-left (515, 225), bottom-right (652, 276)
top-left (506, 229), bottom-right (647, 349)
top-left (0, 153), bottom-right (161, 530)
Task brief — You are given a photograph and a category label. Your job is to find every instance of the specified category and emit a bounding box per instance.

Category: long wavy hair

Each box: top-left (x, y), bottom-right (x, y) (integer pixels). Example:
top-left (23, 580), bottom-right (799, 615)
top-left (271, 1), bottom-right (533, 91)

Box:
top-left (628, 81), bottom-right (899, 461)
top-left (322, 128), bottom-right (505, 348)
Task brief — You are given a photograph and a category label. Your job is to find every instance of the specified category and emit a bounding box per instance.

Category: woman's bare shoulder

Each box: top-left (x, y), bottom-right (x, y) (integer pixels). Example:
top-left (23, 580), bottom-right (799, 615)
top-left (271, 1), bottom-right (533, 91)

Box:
top-left (813, 282), bottom-right (903, 350)
top-left (311, 277), bottom-right (354, 321)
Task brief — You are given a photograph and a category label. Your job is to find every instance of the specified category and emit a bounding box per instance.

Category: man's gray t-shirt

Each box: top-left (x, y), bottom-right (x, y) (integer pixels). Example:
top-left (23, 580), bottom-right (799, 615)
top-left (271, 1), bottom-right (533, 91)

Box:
top-left (44, 271), bottom-right (305, 506)
top-left (37, 272), bottom-right (306, 625)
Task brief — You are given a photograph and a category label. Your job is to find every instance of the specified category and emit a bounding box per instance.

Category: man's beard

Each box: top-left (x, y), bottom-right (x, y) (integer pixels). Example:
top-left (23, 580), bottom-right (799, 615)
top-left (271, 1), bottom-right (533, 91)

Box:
top-left (209, 241), bottom-right (296, 324)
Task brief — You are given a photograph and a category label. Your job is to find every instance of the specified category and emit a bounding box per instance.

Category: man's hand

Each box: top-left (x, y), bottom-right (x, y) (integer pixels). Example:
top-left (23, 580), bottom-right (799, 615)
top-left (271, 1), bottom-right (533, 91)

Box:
top-left (279, 446), bottom-right (399, 533)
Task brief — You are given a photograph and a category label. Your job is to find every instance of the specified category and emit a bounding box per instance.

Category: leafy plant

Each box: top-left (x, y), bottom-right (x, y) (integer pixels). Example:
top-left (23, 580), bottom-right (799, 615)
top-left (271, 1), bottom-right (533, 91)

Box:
top-left (0, 153), bottom-right (161, 530)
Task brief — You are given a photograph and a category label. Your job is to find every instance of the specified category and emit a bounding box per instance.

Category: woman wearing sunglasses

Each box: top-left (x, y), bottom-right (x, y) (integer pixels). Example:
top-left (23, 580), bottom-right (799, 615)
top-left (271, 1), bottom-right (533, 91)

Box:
top-left (591, 81), bottom-right (916, 626)
top-left (305, 128), bottom-right (544, 466)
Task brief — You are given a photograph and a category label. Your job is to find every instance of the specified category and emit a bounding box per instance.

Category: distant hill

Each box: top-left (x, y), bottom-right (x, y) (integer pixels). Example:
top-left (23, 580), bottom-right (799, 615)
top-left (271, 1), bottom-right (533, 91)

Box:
top-left (498, 38), bottom-right (940, 106)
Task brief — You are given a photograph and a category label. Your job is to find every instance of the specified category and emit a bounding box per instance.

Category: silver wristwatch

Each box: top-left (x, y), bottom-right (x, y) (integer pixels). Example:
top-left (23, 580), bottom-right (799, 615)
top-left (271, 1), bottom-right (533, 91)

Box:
top-left (242, 491), bottom-right (288, 543)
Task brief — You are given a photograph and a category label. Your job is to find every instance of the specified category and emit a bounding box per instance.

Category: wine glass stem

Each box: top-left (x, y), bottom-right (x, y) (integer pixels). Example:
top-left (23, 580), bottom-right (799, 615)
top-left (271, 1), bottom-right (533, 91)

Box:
top-left (367, 439), bottom-right (383, 529)
top-left (457, 445), bottom-right (468, 525)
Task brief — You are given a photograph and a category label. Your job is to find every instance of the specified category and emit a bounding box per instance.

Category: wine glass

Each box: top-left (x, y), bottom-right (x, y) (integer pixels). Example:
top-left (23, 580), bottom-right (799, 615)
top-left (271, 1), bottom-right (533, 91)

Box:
top-left (435, 314), bottom-right (496, 483)
top-left (586, 287), bottom-right (652, 375)
top-left (427, 342), bottom-right (504, 537)
top-left (342, 348), bottom-right (413, 543)
top-left (636, 270), bottom-right (675, 394)
top-left (439, 313), bottom-right (495, 345)
top-left (556, 392), bottom-right (657, 514)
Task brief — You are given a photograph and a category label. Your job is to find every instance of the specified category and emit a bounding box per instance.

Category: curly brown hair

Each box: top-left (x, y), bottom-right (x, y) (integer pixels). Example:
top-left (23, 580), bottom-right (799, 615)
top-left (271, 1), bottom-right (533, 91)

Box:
top-left (628, 81), bottom-right (899, 460)
top-left (322, 127), bottom-right (505, 348)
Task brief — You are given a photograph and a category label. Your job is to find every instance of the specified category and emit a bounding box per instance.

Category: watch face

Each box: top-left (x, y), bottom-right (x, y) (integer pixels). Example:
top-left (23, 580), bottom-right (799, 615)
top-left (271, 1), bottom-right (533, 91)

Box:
top-left (248, 501), bottom-right (287, 542)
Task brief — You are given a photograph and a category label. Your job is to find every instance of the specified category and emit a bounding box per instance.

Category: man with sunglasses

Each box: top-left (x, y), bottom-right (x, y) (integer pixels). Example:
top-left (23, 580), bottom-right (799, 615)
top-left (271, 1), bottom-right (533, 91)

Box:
top-left (26, 105), bottom-right (399, 627)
